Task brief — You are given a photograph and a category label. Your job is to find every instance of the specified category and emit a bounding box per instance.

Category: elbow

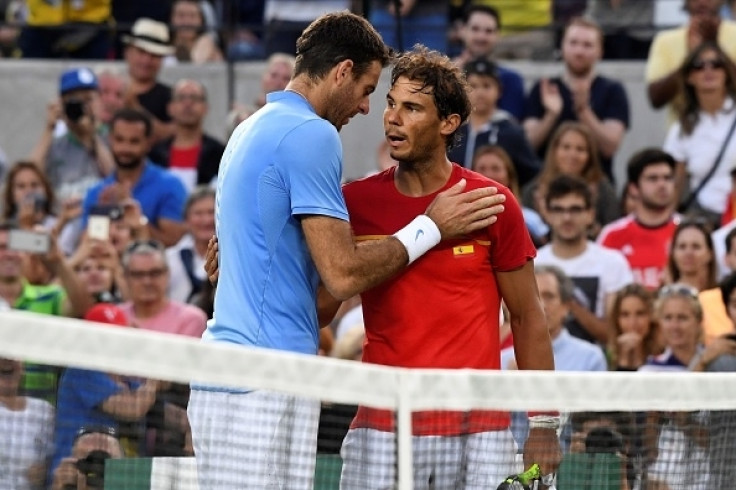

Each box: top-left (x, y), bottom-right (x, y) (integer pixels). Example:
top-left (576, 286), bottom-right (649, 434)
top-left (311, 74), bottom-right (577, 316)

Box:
top-left (322, 279), bottom-right (359, 302)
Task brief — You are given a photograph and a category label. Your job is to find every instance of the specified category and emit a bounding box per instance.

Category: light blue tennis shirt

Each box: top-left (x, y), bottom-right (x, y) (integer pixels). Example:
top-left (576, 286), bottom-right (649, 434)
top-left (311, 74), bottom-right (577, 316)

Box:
top-left (205, 91), bottom-right (349, 355)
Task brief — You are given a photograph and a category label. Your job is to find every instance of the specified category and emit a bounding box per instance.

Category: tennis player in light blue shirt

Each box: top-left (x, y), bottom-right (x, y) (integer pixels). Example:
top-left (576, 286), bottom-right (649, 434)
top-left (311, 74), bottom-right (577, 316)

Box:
top-left (205, 90), bottom-right (348, 355)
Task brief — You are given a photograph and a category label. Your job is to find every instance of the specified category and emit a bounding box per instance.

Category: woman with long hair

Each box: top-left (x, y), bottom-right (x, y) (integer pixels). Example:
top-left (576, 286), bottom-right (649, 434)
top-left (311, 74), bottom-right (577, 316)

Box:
top-left (2, 160), bottom-right (56, 229)
top-left (522, 122), bottom-right (619, 237)
top-left (664, 41), bottom-right (736, 226)
top-left (665, 220), bottom-right (718, 292)
top-left (608, 283), bottom-right (661, 371)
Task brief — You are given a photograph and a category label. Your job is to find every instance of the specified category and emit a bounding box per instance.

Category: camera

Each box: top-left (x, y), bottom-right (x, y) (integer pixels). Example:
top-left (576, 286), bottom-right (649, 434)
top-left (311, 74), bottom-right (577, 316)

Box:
top-left (74, 449), bottom-right (111, 489)
top-left (64, 99), bottom-right (86, 122)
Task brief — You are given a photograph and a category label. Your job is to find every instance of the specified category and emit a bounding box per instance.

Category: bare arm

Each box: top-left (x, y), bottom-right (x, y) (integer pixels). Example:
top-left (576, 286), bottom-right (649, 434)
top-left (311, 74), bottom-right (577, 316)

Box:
top-left (317, 284), bottom-right (343, 327)
top-left (524, 79), bottom-right (563, 150)
top-left (28, 101), bottom-right (61, 169)
top-left (148, 217), bottom-right (188, 247)
top-left (567, 299), bottom-right (610, 343)
top-left (498, 261), bottom-right (553, 371)
top-left (498, 261), bottom-right (561, 477)
top-left (303, 180), bottom-right (505, 300)
top-left (576, 110), bottom-right (626, 159)
top-left (100, 379), bottom-right (159, 421)
top-left (647, 71), bottom-right (681, 109)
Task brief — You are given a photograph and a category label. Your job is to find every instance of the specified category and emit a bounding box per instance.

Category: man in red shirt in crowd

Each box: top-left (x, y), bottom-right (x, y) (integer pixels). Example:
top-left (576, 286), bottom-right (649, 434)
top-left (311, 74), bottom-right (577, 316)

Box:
top-left (598, 148), bottom-right (680, 290)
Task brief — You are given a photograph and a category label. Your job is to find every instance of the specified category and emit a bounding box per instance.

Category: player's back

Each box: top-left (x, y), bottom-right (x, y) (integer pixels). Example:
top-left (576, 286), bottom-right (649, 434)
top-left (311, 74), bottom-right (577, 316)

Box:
top-left (207, 92), bottom-right (341, 354)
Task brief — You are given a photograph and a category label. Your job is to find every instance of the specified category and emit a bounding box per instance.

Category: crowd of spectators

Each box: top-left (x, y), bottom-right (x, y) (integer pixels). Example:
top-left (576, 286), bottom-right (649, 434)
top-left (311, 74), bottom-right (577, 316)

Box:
top-left (2, 0), bottom-right (736, 488)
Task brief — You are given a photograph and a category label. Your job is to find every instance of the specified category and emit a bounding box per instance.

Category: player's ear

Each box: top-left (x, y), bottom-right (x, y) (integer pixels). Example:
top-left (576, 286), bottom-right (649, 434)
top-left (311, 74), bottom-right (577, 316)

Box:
top-left (440, 114), bottom-right (461, 138)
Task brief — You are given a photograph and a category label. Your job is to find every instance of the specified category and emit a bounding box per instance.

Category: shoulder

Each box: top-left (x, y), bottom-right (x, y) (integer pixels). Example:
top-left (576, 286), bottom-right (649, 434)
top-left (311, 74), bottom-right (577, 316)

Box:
top-left (599, 215), bottom-right (635, 238)
top-left (595, 75), bottom-right (626, 92)
top-left (343, 169), bottom-right (394, 202)
top-left (588, 242), bottom-right (628, 263)
top-left (173, 301), bottom-right (208, 321)
top-left (651, 26), bottom-right (685, 45)
top-left (26, 395), bottom-right (54, 410)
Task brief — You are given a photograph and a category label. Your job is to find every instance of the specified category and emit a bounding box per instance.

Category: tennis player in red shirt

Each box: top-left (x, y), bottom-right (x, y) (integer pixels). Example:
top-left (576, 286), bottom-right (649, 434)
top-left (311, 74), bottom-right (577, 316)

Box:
top-left (337, 47), bottom-right (560, 489)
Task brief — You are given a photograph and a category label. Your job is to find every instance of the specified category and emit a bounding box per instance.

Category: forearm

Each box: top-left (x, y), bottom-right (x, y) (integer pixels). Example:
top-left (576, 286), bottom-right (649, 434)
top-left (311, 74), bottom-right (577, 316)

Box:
top-left (577, 110), bottom-right (624, 158)
top-left (102, 381), bottom-right (158, 421)
top-left (54, 259), bottom-right (93, 318)
top-left (524, 114), bottom-right (557, 150)
top-left (648, 72), bottom-right (680, 109)
top-left (511, 313), bottom-right (554, 371)
top-left (94, 134), bottom-right (115, 176)
top-left (567, 301), bottom-right (609, 343)
top-left (28, 127), bottom-right (54, 168)
top-left (324, 237), bottom-right (408, 300)
top-left (147, 222), bottom-right (186, 247)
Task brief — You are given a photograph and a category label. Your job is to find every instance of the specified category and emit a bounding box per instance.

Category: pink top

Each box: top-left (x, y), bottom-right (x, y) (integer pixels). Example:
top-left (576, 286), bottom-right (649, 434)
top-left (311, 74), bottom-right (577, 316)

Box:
top-left (121, 301), bottom-right (207, 338)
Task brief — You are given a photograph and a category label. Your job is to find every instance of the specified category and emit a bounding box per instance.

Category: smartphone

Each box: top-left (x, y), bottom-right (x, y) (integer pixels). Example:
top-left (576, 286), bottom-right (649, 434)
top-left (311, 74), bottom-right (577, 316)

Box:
top-left (87, 215), bottom-right (111, 241)
top-left (8, 229), bottom-right (51, 254)
top-left (89, 204), bottom-right (122, 221)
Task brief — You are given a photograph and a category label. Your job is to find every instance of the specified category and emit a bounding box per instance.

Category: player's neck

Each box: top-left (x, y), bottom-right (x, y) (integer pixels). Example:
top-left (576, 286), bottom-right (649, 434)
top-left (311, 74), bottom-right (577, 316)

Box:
top-left (285, 78), bottom-right (320, 113)
top-left (0, 394), bottom-right (25, 411)
top-left (635, 205), bottom-right (675, 227)
top-left (394, 158), bottom-right (454, 197)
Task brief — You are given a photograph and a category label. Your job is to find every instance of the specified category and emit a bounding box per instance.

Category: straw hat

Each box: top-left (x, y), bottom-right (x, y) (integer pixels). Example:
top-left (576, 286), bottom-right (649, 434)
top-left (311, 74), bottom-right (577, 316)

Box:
top-left (122, 18), bottom-right (175, 56)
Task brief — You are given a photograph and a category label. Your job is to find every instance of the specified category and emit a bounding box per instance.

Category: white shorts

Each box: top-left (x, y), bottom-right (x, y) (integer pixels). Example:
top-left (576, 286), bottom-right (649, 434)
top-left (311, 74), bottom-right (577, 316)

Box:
top-left (188, 389), bottom-right (320, 490)
top-left (340, 428), bottom-right (521, 490)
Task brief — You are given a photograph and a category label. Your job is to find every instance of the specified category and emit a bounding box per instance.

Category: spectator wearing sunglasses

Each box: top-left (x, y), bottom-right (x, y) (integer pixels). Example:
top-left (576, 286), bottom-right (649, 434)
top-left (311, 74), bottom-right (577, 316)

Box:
top-left (663, 42), bottom-right (736, 226)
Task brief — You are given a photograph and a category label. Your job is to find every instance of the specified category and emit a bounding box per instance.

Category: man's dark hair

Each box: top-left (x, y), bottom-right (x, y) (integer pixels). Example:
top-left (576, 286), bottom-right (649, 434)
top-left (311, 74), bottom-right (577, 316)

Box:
top-left (110, 108), bottom-right (153, 138)
top-left (726, 227), bottom-right (736, 254)
top-left (627, 148), bottom-right (676, 185)
top-left (545, 175), bottom-right (593, 210)
top-left (721, 271), bottom-right (736, 310)
top-left (294, 11), bottom-right (391, 81)
top-left (390, 45), bottom-right (471, 150)
top-left (462, 4), bottom-right (500, 28)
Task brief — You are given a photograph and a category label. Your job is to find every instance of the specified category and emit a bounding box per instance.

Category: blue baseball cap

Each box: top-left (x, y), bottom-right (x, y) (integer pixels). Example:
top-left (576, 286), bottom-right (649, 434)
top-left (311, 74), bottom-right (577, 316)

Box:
top-left (59, 67), bottom-right (98, 95)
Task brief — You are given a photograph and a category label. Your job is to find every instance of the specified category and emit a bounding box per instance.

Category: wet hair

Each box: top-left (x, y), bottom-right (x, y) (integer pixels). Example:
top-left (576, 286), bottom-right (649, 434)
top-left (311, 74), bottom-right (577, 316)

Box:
top-left (390, 45), bottom-right (471, 150)
top-left (293, 11), bottom-right (391, 81)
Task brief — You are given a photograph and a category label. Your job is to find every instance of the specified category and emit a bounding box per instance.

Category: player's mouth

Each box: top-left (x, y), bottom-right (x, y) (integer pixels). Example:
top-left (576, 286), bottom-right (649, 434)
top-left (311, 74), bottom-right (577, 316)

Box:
top-left (386, 134), bottom-right (407, 147)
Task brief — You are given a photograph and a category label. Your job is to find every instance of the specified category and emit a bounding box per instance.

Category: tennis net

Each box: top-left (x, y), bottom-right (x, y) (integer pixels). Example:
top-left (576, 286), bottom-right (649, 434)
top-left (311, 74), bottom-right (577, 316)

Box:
top-left (2, 309), bottom-right (736, 490)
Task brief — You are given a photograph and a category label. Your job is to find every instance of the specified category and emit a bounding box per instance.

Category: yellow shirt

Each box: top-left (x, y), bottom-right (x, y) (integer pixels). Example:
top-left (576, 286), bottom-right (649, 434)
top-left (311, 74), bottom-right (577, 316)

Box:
top-left (475, 0), bottom-right (552, 33)
top-left (699, 288), bottom-right (734, 345)
top-left (645, 21), bottom-right (736, 83)
top-left (27, 0), bottom-right (111, 26)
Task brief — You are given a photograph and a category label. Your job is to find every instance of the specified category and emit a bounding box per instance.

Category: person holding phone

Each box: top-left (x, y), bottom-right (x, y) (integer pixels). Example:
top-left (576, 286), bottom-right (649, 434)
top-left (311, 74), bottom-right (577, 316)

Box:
top-left (28, 67), bottom-right (115, 206)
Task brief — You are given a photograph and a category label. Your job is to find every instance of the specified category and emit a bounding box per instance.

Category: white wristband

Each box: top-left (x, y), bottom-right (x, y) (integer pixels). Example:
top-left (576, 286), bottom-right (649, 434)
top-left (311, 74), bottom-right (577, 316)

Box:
top-left (528, 415), bottom-right (560, 430)
top-left (393, 215), bottom-right (441, 264)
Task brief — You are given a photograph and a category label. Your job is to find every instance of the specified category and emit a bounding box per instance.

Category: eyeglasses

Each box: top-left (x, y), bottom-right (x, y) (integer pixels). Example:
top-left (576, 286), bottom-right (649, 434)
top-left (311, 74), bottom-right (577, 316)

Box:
top-left (657, 283), bottom-right (700, 300)
top-left (75, 425), bottom-right (118, 442)
top-left (172, 93), bottom-right (206, 103)
top-left (126, 267), bottom-right (167, 280)
top-left (124, 239), bottom-right (164, 254)
top-left (547, 205), bottom-right (588, 216)
top-left (690, 58), bottom-right (726, 71)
